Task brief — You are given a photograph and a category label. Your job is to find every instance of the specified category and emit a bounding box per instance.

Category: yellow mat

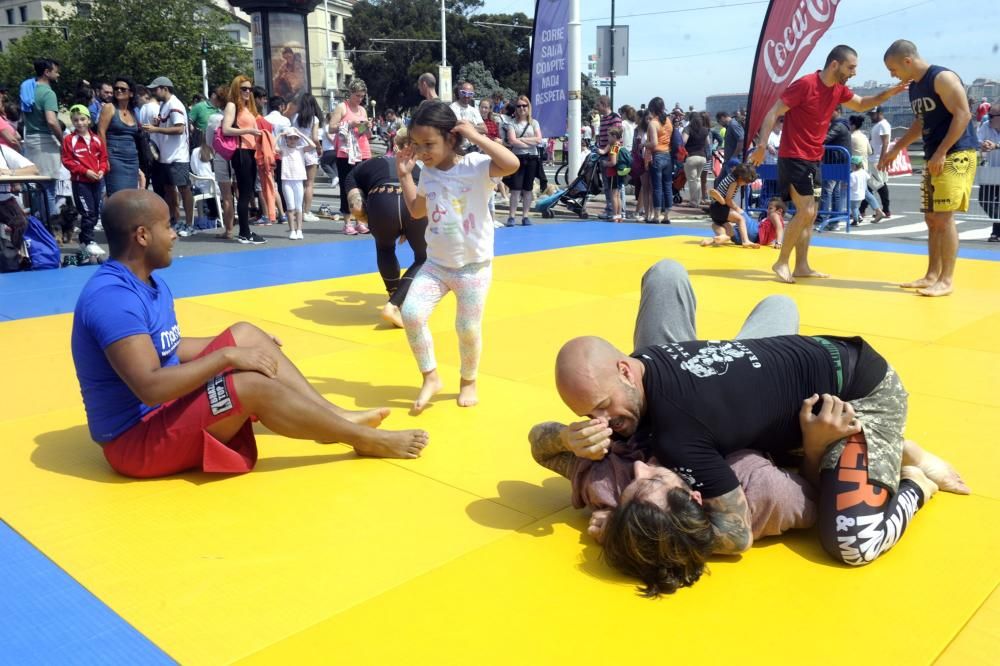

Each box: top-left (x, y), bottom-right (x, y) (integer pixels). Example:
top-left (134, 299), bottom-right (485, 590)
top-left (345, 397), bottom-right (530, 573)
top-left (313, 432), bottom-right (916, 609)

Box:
top-left (1, 236), bottom-right (998, 665)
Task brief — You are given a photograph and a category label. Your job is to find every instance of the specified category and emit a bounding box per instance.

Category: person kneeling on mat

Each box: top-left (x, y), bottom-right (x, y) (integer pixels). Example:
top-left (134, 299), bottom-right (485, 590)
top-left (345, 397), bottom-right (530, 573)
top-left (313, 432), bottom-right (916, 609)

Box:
top-left (345, 128), bottom-right (428, 328)
top-left (702, 163), bottom-right (759, 248)
top-left (71, 190), bottom-right (430, 478)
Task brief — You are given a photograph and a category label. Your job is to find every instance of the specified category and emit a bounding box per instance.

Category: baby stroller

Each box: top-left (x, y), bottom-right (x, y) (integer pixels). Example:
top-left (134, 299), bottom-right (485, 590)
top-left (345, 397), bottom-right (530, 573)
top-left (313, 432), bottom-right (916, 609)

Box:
top-left (536, 148), bottom-right (603, 219)
top-left (672, 160), bottom-right (686, 205)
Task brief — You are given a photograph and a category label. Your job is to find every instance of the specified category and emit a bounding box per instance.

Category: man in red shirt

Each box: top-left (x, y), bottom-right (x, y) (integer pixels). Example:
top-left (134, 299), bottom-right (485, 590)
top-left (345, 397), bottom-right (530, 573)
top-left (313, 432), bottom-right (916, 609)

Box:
top-left (751, 45), bottom-right (908, 284)
top-left (976, 98), bottom-right (991, 123)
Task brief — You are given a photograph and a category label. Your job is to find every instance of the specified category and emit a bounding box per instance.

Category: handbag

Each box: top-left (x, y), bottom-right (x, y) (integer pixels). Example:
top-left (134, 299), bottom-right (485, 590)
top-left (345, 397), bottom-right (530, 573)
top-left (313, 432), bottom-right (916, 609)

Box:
top-left (212, 125), bottom-right (239, 161)
top-left (135, 127), bottom-right (157, 173)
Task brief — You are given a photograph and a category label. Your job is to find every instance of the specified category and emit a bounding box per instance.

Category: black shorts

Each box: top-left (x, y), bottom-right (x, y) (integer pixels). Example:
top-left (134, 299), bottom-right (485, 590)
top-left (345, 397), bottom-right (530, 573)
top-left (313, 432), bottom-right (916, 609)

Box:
top-left (777, 157), bottom-right (821, 201)
top-left (156, 161), bottom-right (191, 188)
top-left (708, 201), bottom-right (731, 225)
top-left (503, 154), bottom-right (538, 192)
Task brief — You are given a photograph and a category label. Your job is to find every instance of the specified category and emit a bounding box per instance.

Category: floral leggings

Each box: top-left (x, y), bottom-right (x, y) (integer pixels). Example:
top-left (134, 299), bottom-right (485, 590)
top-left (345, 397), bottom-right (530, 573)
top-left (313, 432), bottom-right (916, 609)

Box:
top-left (401, 259), bottom-right (492, 380)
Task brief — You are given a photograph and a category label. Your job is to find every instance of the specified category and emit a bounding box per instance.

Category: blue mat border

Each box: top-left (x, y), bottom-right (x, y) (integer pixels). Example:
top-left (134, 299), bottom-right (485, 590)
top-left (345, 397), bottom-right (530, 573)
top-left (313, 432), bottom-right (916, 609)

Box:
top-left (0, 221), bottom-right (997, 321)
top-left (0, 519), bottom-right (176, 665)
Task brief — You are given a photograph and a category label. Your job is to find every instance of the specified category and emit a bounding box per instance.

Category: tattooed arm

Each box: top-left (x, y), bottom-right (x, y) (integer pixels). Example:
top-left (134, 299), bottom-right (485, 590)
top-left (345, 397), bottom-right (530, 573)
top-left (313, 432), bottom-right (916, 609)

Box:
top-left (528, 421), bottom-right (576, 479)
top-left (703, 486), bottom-right (754, 554)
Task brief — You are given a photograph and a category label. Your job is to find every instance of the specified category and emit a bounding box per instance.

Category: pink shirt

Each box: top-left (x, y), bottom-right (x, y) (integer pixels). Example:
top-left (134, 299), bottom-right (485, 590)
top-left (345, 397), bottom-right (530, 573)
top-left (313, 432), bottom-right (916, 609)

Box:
top-left (335, 102), bottom-right (371, 160)
top-left (0, 116), bottom-right (16, 148)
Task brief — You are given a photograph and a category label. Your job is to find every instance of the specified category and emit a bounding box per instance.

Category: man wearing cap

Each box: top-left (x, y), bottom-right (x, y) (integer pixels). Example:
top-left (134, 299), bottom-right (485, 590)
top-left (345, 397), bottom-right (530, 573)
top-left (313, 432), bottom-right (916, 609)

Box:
top-left (142, 77), bottom-right (194, 236)
top-left (22, 58), bottom-right (62, 225)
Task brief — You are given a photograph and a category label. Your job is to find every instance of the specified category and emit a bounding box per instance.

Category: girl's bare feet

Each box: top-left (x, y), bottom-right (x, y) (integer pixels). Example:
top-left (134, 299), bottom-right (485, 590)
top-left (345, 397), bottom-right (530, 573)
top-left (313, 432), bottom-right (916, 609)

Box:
top-left (353, 429), bottom-right (429, 459)
top-left (381, 303), bottom-right (404, 328)
top-left (412, 370), bottom-right (443, 414)
top-left (917, 281), bottom-right (953, 297)
top-left (457, 378), bottom-right (478, 407)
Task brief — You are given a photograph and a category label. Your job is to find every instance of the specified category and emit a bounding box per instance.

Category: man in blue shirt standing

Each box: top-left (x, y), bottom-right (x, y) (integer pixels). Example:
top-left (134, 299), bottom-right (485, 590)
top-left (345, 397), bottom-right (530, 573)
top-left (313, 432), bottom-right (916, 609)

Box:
top-left (880, 39), bottom-right (978, 297)
top-left (71, 190), bottom-right (429, 478)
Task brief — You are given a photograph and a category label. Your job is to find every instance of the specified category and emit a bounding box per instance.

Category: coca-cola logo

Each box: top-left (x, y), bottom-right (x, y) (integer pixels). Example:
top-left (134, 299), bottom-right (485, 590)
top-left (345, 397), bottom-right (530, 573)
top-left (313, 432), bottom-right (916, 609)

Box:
top-left (762, 0), bottom-right (841, 84)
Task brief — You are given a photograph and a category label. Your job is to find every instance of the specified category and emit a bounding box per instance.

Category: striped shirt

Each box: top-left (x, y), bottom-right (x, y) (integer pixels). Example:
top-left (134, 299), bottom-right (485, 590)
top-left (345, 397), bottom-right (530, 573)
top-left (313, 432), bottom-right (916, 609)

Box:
top-left (597, 112), bottom-right (622, 150)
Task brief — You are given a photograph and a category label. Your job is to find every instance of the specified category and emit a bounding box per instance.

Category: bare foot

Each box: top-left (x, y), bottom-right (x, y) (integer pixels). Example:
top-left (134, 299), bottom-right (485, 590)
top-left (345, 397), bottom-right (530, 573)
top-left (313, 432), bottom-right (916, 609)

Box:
top-left (412, 370), bottom-right (443, 414)
top-left (457, 378), bottom-right (478, 407)
top-left (381, 303), bottom-right (404, 328)
top-left (741, 242), bottom-right (761, 249)
top-left (353, 429), bottom-right (429, 459)
top-left (901, 465), bottom-right (938, 502)
top-left (917, 282), bottom-right (953, 297)
top-left (342, 407), bottom-right (390, 428)
top-left (904, 440), bottom-right (970, 494)
top-left (792, 268), bottom-right (830, 278)
top-left (772, 262), bottom-right (795, 284)
top-left (899, 277), bottom-right (935, 289)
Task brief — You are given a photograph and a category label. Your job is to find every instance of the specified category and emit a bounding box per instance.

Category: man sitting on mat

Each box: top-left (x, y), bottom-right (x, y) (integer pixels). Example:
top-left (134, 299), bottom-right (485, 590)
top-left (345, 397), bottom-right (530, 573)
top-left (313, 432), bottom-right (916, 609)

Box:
top-left (540, 259), bottom-right (969, 596)
top-left (71, 190), bottom-right (429, 478)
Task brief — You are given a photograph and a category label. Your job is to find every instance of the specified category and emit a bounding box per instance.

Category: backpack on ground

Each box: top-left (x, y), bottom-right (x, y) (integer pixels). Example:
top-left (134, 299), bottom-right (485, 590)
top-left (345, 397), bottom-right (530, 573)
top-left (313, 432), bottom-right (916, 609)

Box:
top-left (23, 215), bottom-right (59, 270)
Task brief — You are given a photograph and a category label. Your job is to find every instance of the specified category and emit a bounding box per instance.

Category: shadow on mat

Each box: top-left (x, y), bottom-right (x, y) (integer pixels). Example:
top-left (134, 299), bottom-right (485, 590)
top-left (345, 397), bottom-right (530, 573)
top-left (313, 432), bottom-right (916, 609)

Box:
top-left (465, 478), bottom-right (573, 534)
top-left (33, 424), bottom-right (359, 484)
top-left (687, 268), bottom-right (903, 293)
top-left (307, 374), bottom-right (458, 410)
top-left (292, 290), bottom-right (396, 328)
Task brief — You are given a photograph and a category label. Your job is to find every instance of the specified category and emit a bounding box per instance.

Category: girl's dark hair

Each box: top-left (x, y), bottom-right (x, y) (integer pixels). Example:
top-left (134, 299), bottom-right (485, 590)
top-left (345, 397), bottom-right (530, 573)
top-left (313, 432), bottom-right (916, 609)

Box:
top-left (410, 100), bottom-right (459, 148)
top-left (602, 489), bottom-right (716, 598)
top-left (4, 102), bottom-right (20, 122)
top-left (731, 163), bottom-right (758, 183)
top-left (687, 114), bottom-right (703, 133)
top-left (849, 114), bottom-right (865, 131)
top-left (637, 110), bottom-right (651, 132)
top-left (619, 104), bottom-right (637, 123)
top-left (294, 93), bottom-right (322, 130)
top-left (647, 97), bottom-right (667, 124)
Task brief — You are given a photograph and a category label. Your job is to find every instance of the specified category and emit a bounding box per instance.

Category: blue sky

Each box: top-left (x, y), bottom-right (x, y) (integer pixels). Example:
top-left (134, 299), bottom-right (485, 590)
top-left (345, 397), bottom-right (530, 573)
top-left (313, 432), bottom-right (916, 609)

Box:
top-left (479, 0), bottom-right (1000, 108)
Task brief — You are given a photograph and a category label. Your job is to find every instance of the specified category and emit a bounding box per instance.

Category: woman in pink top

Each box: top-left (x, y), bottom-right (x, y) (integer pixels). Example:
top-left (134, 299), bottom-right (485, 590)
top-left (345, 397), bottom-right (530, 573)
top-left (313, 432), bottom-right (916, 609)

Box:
top-left (0, 110), bottom-right (20, 150)
top-left (222, 75), bottom-right (266, 244)
top-left (329, 79), bottom-right (373, 234)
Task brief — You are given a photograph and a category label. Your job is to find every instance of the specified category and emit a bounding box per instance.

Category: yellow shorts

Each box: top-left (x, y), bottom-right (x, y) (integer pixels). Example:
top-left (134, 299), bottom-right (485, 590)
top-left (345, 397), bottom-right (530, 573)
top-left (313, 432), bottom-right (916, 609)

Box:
top-left (921, 149), bottom-right (977, 213)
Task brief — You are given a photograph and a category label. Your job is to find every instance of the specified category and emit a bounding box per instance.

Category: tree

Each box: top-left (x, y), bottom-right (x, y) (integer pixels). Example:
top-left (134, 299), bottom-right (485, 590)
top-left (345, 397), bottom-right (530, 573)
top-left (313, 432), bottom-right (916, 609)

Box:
top-left (344, 0), bottom-right (532, 111)
top-left (581, 74), bottom-right (600, 120)
top-left (0, 0), bottom-right (250, 105)
top-left (456, 61), bottom-right (514, 105)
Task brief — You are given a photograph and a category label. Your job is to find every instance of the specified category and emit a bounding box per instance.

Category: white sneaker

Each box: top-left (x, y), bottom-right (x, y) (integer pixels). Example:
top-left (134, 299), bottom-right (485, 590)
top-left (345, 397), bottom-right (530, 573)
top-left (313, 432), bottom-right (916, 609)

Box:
top-left (84, 242), bottom-right (106, 257)
top-left (94, 221), bottom-right (103, 232)
top-left (303, 212), bottom-right (320, 223)
top-left (289, 230), bottom-right (297, 240)
top-left (296, 229), bottom-right (304, 239)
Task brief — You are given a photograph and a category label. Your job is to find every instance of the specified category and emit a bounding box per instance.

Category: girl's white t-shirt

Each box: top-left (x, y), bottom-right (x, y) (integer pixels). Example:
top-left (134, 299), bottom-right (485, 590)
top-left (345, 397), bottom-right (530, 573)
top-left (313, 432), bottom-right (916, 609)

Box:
top-left (417, 152), bottom-right (495, 268)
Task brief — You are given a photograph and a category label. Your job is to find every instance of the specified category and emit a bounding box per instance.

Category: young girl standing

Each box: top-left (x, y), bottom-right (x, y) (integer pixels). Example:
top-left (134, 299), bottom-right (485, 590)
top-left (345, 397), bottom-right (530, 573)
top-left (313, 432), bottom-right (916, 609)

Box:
top-left (277, 127), bottom-right (314, 239)
top-left (397, 102), bottom-right (519, 413)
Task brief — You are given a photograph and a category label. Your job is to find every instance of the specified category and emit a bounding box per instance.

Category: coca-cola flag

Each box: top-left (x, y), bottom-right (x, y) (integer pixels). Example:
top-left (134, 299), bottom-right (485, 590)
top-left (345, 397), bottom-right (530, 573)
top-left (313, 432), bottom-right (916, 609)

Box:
top-left (746, 0), bottom-right (843, 146)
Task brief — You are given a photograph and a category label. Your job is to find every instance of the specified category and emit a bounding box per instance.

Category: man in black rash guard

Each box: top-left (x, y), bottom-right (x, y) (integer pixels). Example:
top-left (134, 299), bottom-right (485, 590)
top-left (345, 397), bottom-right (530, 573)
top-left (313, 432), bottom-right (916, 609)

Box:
top-left (552, 260), bottom-right (969, 595)
top-left (345, 129), bottom-right (428, 328)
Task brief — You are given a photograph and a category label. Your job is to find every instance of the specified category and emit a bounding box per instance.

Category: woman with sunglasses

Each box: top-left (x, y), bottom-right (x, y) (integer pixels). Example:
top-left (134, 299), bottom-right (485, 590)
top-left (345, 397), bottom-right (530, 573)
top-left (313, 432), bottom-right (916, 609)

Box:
top-left (97, 77), bottom-right (140, 195)
top-left (222, 76), bottom-right (266, 244)
top-left (503, 96), bottom-right (543, 227)
top-left (328, 79), bottom-right (372, 234)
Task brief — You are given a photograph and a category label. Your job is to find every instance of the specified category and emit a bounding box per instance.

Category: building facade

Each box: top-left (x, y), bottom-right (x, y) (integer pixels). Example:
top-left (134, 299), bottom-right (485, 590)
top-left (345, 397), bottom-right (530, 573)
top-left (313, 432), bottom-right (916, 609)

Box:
top-left (0, 0), bottom-right (355, 110)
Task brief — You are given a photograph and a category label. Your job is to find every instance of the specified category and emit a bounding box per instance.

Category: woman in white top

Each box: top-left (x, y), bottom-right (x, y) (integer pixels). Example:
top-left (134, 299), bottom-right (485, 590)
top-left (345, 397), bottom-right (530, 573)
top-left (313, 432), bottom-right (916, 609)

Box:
top-left (502, 95), bottom-right (543, 227)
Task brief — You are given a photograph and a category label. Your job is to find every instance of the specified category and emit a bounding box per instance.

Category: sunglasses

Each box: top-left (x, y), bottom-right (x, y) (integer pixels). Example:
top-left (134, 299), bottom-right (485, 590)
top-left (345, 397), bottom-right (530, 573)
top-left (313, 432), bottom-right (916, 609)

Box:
top-left (113, 86), bottom-right (129, 93)
top-left (516, 104), bottom-right (528, 108)
top-left (459, 90), bottom-right (475, 97)
top-left (240, 86), bottom-right (252, 92)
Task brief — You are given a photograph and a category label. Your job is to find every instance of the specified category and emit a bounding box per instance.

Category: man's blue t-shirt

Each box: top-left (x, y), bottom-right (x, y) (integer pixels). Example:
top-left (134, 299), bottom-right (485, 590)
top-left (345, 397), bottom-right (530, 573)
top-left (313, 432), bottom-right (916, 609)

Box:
top-left (71, 260), bottom-right (181, 442)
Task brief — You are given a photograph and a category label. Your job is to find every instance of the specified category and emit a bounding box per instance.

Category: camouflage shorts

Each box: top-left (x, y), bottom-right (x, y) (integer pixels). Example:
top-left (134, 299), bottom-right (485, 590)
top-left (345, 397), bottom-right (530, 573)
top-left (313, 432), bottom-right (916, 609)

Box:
top-left (819, 366), bottom-right (907, 494)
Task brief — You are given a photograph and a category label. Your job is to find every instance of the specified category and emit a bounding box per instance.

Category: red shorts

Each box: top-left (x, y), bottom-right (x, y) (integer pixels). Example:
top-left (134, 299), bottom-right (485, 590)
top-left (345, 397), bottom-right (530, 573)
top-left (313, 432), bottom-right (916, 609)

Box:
top-left (102, 328), bottom-right (258, 478)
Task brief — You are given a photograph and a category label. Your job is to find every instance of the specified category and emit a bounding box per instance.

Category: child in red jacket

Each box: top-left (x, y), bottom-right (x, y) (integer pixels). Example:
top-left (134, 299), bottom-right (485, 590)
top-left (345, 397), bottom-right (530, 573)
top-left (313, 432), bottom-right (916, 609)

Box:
top-left (61, 104), bottom-right (109, 257)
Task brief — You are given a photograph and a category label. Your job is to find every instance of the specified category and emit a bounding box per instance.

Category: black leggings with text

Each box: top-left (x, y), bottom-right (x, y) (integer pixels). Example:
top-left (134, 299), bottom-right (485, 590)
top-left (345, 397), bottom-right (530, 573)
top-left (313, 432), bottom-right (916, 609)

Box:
top-left (818, 433), bottom-right (925, 566)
